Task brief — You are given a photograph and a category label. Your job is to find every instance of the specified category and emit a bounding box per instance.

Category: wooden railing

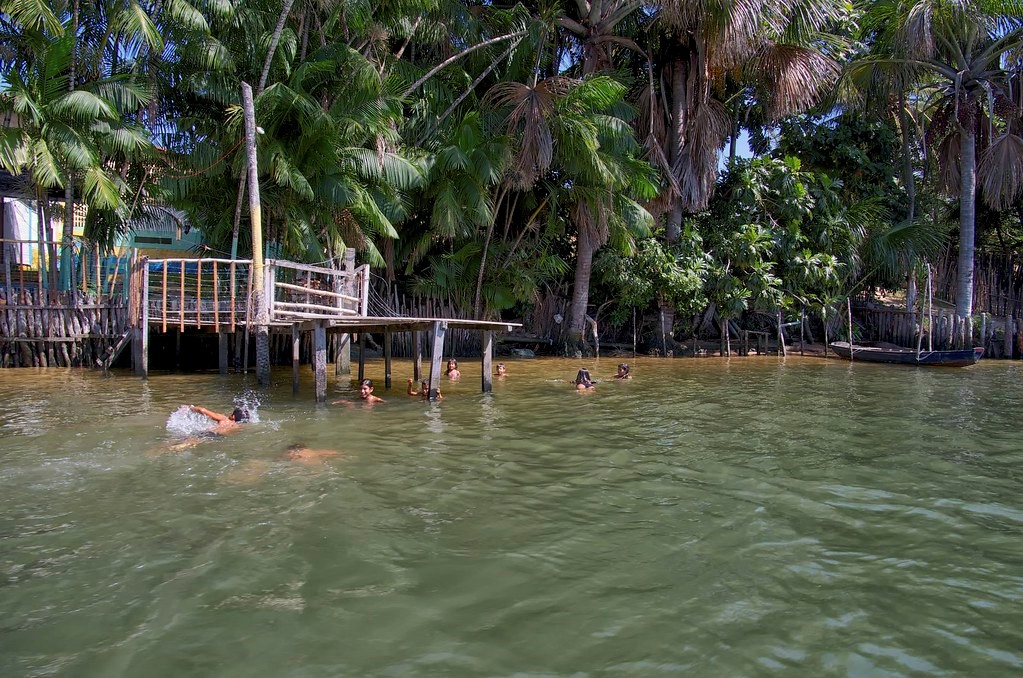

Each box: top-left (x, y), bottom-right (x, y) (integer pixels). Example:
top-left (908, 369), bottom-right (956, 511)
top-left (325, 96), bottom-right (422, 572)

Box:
top-left (1, 237), bottom-right (129, 301)
top-left (266, 259), bottom-right (368, 322)
top-left (145, 258), bottom-right (252, 331)
top-left (143, 257), bottom-right (369, 331)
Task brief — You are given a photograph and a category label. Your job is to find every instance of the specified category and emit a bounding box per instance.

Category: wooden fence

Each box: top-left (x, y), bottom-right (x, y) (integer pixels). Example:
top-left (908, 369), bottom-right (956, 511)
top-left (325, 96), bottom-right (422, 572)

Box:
top-left (859, 306), bottom-right (1020, 358)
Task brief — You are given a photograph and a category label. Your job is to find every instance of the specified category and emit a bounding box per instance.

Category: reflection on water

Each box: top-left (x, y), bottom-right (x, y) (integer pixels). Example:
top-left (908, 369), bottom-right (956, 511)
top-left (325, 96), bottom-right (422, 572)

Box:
top-left (1, 358), bottom-right (1023, 676)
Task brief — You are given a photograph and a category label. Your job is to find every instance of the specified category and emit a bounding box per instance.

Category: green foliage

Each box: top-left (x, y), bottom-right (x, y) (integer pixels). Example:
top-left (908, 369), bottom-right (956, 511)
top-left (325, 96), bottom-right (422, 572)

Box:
top-left (596, 232), bottom-right (707, 325)
top-left (697, 155), bottom-right (859, 317)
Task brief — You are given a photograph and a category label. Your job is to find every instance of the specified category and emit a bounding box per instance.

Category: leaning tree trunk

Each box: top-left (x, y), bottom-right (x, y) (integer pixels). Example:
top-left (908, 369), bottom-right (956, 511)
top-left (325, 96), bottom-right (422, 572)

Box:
top-left (956, 128), bottom-right (976, 345)
top-left (567, 228), bottom-right (597, 355)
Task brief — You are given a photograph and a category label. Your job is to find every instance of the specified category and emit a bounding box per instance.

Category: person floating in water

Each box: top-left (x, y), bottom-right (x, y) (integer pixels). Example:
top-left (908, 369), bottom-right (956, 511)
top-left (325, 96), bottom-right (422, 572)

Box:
top-left (189, 405), bottom-right (249, 433)
top-left (615, 363), bottom-right (632, 379)
top-left (446, 358), bottom-right (461, 379)
top-left (407, 377), bottom-right (442, 400)
top-left (496, 363), bottom-right (507, 378)
top-left (334, 378), bottom-right (384, 405)
top-left (284, 443), bottom-right (340, 464)
top-left (574, 368), bottom-right (595, 391)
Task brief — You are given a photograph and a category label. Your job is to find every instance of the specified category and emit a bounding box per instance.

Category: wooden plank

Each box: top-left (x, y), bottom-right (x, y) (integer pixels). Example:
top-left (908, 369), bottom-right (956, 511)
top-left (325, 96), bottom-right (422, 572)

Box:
top-left (274, 300), bottom-right (361, 314)
top-left (481, 330), bottom-right (493, 393)
top-left (428, 321), bottom-right (446, 400)
top-left (274, 281), bottom-right (360, 302)
top-left (273, 308), bottom-right (361, 319)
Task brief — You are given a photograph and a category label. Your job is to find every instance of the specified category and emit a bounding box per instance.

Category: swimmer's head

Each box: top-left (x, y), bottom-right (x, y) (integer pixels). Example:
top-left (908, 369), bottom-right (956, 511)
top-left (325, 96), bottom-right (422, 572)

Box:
top-left (360, 379), bottom-right (374, 398)
top-left (230, 407), bottom-right (250, 422)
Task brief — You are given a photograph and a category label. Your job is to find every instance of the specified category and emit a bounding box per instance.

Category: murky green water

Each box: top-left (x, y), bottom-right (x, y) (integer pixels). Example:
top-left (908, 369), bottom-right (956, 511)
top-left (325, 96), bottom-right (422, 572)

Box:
top-left (1, 357), bottom-right (1022, 677)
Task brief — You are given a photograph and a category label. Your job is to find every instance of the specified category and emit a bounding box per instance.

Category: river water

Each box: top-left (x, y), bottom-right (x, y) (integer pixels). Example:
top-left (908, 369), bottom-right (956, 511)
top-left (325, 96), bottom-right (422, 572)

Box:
top-left (1, 357), bottom-right (1021, 677)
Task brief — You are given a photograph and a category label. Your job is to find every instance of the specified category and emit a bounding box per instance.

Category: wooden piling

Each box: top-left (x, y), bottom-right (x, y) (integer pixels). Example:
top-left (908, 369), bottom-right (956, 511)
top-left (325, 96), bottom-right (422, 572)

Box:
top-left (383, 330), bottom-right (392, 389)
top-left (358, 333), bottom-right (366, 382)
top-left (313, 321), bottom-right (327, 402)
top-left (292, 324), bottom-right (300, 394)
top-left (219, 331), bottom-right (229, 375)
top-left (429, 321), bottom-right (446, 400)
top-left (337, 333), bottom-right (351, 375)
top-left (481, 330), bottom-right (493, 393)
top-left (413, 330), bottom-right (422, 381)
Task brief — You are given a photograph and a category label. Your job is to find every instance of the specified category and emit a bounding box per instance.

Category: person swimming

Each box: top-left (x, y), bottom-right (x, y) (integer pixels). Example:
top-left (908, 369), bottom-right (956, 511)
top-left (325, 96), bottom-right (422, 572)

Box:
top-left (189, 405), bottom-right (249, 433)
top-left (332, 378), bottom-right (385, 405)
top-left (574, 368), bottom-right (595, 390)
top-left (615, 363), bottom-right (632, 379)
top-left (408, 377), bottom-right (442, 400)
top-left (284, 443), bottom-right (340, 464)
top-left (496, 363), bottom-right (507, 377)
top-left (446, 358), bottom-right (461, 379)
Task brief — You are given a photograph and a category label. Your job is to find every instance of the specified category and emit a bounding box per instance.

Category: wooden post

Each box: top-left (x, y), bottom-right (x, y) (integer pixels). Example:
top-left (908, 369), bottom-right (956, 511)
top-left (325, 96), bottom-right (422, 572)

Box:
top-left (926, 263), bottom-right (933, 351)
top-left (313, 320), bottom-right (327, 402)
top-left (337, 333), bottom-right (351, 375)
top-left (135, 259), bottom-right (149, 378)
top-left (196, 259), bottom-right (202, 328)
top-left (799, 308), bottom-right (805, 356)
top-left (481, 330), bottom-right (493, 393)
top-left (234, 328), bottom-right (243, 369)
top-left (847, 298), bottom-right (854, 361)
top-left (161, 260), bottom-right (168, 333)
top-left (3, 241), bottom-right (11, 299)
top-left (358, 332), bottom-right (366, 382)
top-left (1005, 317), bottom-right (1014, 359)
top-left (242, 81), bottom-right (270, 386)
top-left (777, 310), bottom-right (787, 357)
top-left (429, 321), bottom-right (446, 400)
top-left (230, 261), bottom-right (236, 331)
top-left (981, 312), bottom-right (987, 353)
top-left (179, 258), bottom-right (185, 332)
top-left (383, 330), bottom-right (392, 389)
top-left (292, 323), bottom-right (301, 394)
top-left (219, 331), bottom-right (229, 375)
top-left (213, 261), bottom-right (220, 327)
top-left (413, 330), bottom-right (422, 381)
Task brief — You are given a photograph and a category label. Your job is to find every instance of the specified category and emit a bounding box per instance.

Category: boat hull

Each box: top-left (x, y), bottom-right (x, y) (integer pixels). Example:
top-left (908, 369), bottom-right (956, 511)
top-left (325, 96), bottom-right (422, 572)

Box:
top-left (829, 342), bottom-right (984, 367)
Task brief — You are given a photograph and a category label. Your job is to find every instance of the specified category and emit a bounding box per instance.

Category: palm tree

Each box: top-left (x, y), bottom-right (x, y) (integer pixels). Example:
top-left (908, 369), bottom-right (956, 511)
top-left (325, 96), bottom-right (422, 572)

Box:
top-left (0, 25), bottom-right (151, 295)
top-left (855, 0), bottom-right (1023, 329)
top-left (485, 75), bottom-right (657, 352)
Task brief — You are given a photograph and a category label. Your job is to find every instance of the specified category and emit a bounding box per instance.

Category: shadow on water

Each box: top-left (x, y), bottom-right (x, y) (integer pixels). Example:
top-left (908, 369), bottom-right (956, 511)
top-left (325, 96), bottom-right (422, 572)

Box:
top-left (1, 357), bottom-right (1022, 676)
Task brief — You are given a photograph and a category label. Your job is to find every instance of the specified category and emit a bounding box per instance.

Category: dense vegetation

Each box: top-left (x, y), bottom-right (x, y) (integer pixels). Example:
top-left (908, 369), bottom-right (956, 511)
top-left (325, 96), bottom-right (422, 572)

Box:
top-left (3, 0), bottom-right (1023, 353)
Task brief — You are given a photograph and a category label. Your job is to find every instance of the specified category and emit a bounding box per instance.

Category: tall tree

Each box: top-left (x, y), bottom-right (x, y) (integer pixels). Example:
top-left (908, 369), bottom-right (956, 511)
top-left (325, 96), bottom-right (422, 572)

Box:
top-left (856, 0), bottom-right (1023, 327)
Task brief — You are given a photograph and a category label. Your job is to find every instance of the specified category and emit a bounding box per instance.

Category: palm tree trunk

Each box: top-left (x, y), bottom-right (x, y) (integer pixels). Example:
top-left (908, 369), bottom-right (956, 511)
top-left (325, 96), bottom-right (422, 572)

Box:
top-left (61, 0), bottom-right (80, 294)
top-left (568, 228), bottom-right (596, 354)
top-left (956, 128), bottom-right (976, 330)
top-left (665, 59), bottom-right (687, 244)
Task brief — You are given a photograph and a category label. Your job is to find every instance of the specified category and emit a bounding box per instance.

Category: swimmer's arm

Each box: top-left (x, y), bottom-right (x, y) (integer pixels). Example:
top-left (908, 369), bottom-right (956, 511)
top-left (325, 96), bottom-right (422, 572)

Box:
top-left (407, 378), bottom-right (418, 396)
top-left (190, 405), bottom-right (227, 422)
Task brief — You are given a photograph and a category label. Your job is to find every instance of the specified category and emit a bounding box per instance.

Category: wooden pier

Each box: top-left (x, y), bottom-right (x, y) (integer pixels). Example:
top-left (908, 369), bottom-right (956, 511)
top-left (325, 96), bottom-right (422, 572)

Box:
top-left (130, 249), bottom-right (518, 400)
